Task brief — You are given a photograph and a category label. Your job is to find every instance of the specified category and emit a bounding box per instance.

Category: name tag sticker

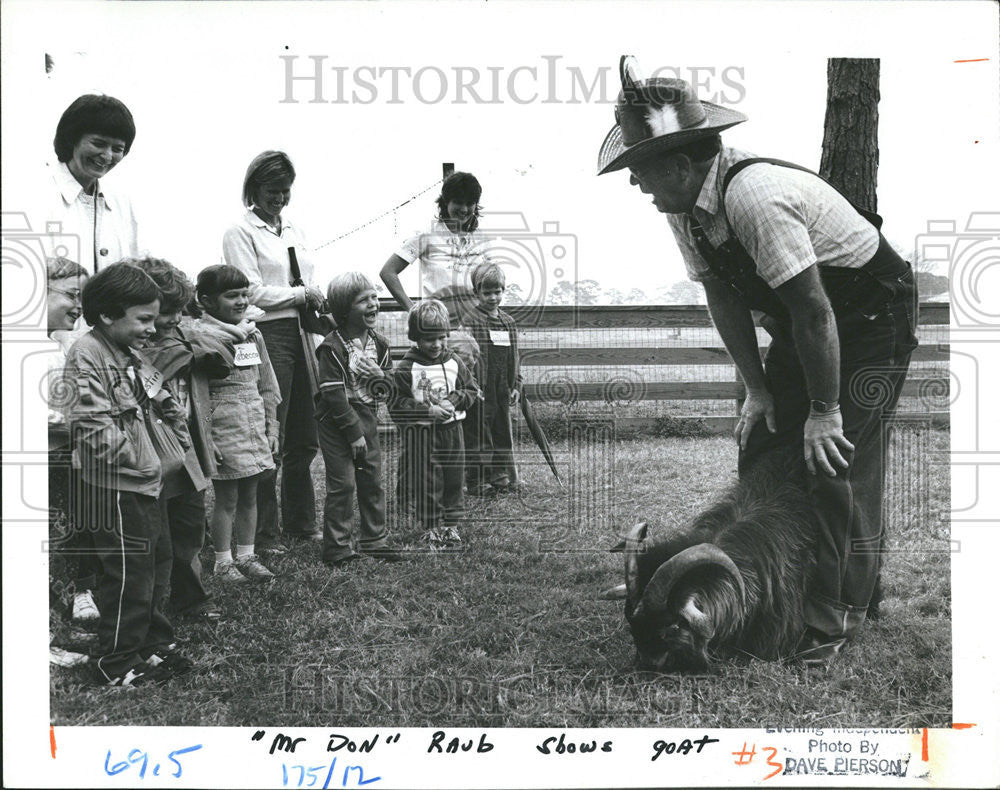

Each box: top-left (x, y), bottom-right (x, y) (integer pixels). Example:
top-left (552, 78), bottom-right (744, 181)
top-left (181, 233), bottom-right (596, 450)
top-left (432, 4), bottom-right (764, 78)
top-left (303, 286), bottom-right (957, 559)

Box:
top-left (138, 366), bottom-right (163, 399)
top-left (233, 342), bottom-right (262, 367)
top-left (489, 329), bottom-right (510, 346)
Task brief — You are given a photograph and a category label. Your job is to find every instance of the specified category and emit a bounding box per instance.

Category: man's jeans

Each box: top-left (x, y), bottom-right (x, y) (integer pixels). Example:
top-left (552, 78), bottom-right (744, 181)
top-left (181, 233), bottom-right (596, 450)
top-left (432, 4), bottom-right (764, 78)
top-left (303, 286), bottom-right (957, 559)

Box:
top-left (740, 269), bottom-right (918, 640)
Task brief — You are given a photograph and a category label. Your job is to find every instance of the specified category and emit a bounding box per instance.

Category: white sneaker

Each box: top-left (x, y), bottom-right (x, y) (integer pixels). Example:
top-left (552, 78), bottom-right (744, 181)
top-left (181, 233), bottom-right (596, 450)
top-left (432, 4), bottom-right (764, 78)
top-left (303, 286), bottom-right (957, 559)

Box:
top-left (235, 555), bottom-right (276, 581)
top-left (440, 527), bottom-right (463, 547)
top-left (50, 646), bottom-right (90, 668)
top-left (419, 529), bottom-right (446, 552)
top-left (72, 590), bottom-right (100, 623)
top-left (214, 562), bottom-right (249, 584)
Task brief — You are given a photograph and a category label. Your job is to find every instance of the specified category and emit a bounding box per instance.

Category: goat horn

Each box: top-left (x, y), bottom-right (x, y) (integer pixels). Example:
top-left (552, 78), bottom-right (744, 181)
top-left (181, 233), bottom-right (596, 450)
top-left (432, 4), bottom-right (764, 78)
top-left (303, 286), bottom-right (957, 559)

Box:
top-left (599, 583), bottom-right (628, 600)
top-left (635, 544), bottom-right (746, 620)
top-left (679, 597), bottom-right (715, 640)
top-left (623, 522), bottom-right (648, 605)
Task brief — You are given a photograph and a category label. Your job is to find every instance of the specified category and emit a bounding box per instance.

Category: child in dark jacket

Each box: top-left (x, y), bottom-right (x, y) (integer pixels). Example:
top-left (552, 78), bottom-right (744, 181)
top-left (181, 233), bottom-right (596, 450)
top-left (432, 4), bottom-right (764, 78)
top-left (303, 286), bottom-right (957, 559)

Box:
top-left (388, 299), bottom-right (479, 550)
top-left (133, 257), bottom-right (230, 620)
top-left (461, 263), bottom-right (523, 494)
top-left (314, 273), bottom-right (395, 567)
top-left (64, 263), bottom-right (191, 686)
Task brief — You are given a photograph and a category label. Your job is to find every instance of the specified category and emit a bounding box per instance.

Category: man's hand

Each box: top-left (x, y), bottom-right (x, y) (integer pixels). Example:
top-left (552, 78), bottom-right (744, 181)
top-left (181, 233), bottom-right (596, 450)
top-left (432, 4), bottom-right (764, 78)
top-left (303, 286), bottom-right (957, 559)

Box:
top-left (214, 447), bottom-right (225, 465)
top-left (350, 435), bottom-right (367, 460)
top-left (509, 387), bottom-right (520, 407)
top-left (735, 387), bottom-right (776, 450)
top-left (269, 433), bottom-right (280, 458)
top-left (804, 408), bottom-right (854, 476)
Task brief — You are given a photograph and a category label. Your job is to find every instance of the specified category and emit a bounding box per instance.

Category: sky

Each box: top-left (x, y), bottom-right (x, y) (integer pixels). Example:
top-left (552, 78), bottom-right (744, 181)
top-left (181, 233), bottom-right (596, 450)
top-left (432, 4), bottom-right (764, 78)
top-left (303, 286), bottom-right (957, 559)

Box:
top-left (2, 0), bottom-right (997, 301)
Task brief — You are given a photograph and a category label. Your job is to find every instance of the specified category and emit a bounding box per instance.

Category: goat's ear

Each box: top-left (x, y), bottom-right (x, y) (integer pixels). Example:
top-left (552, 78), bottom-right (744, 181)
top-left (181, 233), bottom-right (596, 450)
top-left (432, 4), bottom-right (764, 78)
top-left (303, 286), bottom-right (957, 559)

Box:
top-left (678, 598), bottom-right (716, 641)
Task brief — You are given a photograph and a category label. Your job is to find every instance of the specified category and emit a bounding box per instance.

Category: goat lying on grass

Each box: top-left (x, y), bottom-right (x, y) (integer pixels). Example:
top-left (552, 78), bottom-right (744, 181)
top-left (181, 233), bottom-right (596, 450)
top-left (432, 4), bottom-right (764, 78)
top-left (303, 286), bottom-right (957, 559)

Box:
top-left (605, 446), bottom-right (822, 671)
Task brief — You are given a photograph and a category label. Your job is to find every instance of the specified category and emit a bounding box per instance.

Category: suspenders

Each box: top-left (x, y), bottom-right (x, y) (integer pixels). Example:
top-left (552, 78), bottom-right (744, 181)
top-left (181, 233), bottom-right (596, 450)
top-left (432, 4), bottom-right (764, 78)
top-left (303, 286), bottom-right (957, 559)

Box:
top-left (687, 158), bottom-right (889, 323)
top-left (719, 157), bottom-right (883, 230)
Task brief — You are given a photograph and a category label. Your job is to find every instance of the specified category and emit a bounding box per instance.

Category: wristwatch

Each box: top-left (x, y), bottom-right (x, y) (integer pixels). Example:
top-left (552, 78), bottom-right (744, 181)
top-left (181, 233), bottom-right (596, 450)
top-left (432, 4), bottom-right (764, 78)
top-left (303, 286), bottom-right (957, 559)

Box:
top-left (810, 399), bottom-right (840, 414)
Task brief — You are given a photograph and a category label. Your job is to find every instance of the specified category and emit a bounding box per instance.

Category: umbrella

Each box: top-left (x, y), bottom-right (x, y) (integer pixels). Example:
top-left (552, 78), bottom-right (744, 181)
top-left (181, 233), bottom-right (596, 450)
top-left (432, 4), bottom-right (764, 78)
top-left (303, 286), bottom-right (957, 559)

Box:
top-left (520, 393), bottom-right (564, 489)
top-left (288, 246), bottom-right (326, 397)
top-left (298, 321), bottom-right (321, 398)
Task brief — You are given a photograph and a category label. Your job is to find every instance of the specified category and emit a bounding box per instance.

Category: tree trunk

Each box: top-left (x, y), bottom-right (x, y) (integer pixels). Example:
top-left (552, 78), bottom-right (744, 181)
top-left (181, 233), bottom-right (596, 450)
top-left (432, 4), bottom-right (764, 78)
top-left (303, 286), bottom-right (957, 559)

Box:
top-left (819, 58), bottom-right (880, 213)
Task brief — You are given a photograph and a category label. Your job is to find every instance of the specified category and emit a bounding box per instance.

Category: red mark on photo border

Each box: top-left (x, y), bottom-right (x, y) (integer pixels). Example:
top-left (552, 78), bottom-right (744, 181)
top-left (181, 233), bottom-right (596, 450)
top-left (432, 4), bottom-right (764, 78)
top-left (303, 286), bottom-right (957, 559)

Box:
top-left (921, 724), bottom-right (977, 762)
top-left (954, 58), bottom-right (990, 63)
top-left (50, 726), bottom-right (56, 759)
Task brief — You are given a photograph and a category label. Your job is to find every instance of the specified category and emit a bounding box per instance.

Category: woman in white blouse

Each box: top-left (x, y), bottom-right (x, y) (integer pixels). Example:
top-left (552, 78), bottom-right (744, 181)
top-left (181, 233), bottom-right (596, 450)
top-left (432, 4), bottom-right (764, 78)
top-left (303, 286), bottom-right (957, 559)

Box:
top-left (222, 151), bottom-right (326, 549)
top-left (380, 171), bottom-right (492, 318)
top-left (381, 172), bottom-right (492, 513)
top-left (44, 95), bottom-right (140, 272)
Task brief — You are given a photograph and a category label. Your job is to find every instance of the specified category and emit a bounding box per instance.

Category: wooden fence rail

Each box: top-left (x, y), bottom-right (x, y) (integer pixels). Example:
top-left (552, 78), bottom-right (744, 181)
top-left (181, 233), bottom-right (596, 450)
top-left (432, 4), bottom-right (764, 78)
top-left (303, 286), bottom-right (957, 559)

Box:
top-left (372, 300), bottom-right (949, 429)
top-left (377, 300), bottom-right (949, 327)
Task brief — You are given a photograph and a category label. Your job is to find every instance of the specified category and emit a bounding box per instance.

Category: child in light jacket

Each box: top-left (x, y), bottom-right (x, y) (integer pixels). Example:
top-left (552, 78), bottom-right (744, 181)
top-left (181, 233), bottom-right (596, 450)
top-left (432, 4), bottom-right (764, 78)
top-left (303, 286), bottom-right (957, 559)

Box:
top-left (191, 265), bottom-right (280, 585)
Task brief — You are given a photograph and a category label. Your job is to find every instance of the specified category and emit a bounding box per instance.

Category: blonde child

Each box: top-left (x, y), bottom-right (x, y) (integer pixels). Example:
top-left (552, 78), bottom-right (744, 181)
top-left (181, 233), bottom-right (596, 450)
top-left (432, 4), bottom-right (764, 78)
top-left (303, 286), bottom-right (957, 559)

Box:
top-left (388, 299), bottom-right (479, 549)
top-left (315, 272), bottom-right (398, 566)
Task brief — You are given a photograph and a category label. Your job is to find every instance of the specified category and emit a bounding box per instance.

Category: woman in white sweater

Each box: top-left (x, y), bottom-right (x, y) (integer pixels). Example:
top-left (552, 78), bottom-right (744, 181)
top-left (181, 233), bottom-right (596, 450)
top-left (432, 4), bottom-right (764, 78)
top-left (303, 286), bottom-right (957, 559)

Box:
top-left (222, 151), bottom-right (326, 550)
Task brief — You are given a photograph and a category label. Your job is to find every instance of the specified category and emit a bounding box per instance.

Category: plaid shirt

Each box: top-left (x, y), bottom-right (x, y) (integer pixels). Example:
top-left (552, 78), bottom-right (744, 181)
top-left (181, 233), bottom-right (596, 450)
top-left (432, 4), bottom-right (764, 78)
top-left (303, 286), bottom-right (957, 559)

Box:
top-left (667, 147), bottom-right (879, 288)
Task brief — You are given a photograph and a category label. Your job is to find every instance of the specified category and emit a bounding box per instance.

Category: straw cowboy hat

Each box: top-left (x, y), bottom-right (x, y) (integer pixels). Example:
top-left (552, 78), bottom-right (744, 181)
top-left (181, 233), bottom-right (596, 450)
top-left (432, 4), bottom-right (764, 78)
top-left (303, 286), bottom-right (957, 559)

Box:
top-left (597, 56), bottom-right (747, 175)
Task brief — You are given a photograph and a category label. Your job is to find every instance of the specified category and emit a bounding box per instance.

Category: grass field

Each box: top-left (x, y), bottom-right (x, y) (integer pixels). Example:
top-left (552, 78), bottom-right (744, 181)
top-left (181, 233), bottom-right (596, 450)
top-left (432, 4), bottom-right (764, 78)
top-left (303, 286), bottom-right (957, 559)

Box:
top-left (50, 425), bottom-right (951, 728)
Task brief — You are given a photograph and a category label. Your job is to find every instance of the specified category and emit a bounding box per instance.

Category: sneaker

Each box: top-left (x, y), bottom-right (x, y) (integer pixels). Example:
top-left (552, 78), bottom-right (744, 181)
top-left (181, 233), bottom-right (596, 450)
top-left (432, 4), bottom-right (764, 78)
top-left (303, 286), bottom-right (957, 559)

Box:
top-left (72, 590), bottom-right (100, 623)
top-left (466, 483), bottom-right (493, 498)
top-left (102, 661), bottom-right (172, 688)
top-left (419, 529), bottom-right (447, 551)
top-left (793, 628), bottom-right (847, 668)
top-left (50, 646), bottom-right (90, 668)
top-left (143, 647), bottom-right (195, 676)
top-left (257, 543), bottom-right (287, 557)
top-left (234, 555), bottom-right (276, 581)
top-left (440, 527), bottom-right (463, 547)
top-left (491, 475), bottom-right (511, 491)
top-left (177, 600), bottom-right (223, 623)
top-left (214, 562), bottom-right (249, 584)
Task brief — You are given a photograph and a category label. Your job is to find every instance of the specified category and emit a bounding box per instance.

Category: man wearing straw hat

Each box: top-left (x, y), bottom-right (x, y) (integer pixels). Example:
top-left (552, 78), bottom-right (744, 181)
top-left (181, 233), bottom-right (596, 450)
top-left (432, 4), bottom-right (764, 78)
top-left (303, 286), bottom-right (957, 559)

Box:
top-left (598, 56), bottom-right (917, 665)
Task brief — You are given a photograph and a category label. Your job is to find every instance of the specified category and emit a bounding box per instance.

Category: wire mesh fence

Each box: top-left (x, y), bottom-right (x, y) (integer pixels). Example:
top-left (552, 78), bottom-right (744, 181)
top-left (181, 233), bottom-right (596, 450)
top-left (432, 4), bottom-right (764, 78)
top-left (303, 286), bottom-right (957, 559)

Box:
top-left (373, 304), bottom-right (949, 428)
